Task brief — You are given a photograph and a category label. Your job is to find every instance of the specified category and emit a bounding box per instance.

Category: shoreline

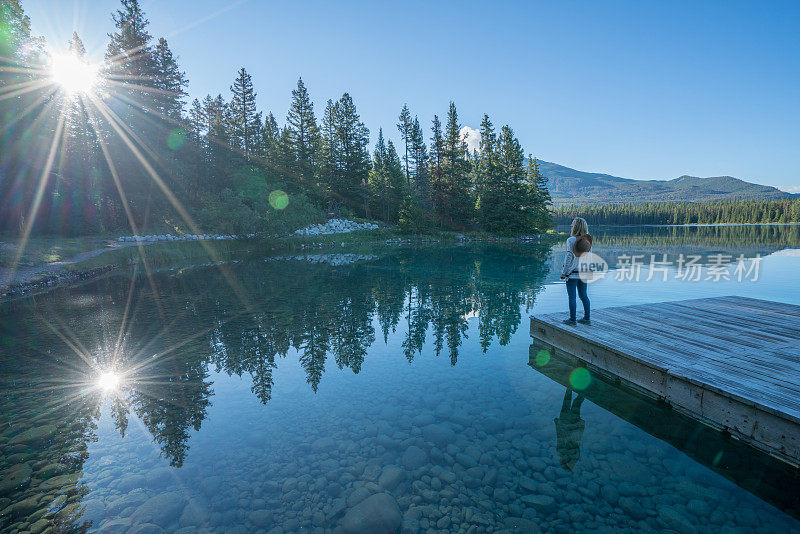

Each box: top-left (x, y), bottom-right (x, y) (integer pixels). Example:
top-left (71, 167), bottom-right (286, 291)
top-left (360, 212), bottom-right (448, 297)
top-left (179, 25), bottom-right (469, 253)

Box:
top-left (6, 221), bottom-right (796, 302)
top-left (0, 230), bottom-right (555, 302)
top-left (0, 265), bottom-right (120, 301)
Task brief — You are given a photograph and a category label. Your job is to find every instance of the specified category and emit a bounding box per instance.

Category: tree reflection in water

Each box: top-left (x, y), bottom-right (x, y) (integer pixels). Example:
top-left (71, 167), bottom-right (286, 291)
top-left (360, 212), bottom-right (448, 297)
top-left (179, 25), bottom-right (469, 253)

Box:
top-left (0, 245), bottom-right (550, 494)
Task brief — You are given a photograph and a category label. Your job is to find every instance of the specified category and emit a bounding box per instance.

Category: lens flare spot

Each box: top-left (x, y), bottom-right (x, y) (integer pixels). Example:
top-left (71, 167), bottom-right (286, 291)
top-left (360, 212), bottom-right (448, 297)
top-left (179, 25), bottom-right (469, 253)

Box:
top-left (712, 450), bottom-right (724, 467)
top-left (535, 349), bottom-right (550, 367)
top-left (97, 372), bottom-right (120, 392)
top-left (167, 128), bottom-right (186, 150)
top-left (269, 190), bottom-right (289, 210)
top-left (569, 367), bottom-right (591, 390)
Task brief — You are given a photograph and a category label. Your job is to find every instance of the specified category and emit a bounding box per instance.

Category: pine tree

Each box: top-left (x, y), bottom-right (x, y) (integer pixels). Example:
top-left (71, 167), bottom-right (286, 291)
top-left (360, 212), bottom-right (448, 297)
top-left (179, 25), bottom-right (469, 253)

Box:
top-left (102, 0), bottom-right (160, 221)
top-left (474, 114), bottom-right (498, 201)
top-left (68, 30), bottom-right (86, 55)
top-left (529, 158), bottom-right (551, 206)
top-left (105, 0), bottom-right (157, 96)
top-left (286, 78), bottom-right (320, 192)
top-left (473, 120), bottom-right (544, 234)
top-left (369, 128), bottom-right (390, 221)
top-left (475, 114), bottom-right (502, 230)
top-left (250, 111), bottom-right (266, 159)
top-left (526, 156), bottom-right (552, 229)
top-left (409, 116), bottom-right (429, 202)
top-left (334, 93), bottom-right (370, 211)
top-left (275, 126), bottom-right (294, 177)
top-left (496, 125), bottom-right (527, 234)
top-left (203, 94), bottom-right (229, 142)
top-left (320, 99), bottom-right (340, 199)
top-left (185, 97), bottom-right (209, 193)
top-left (439, 102), bottom-right (472, 227)
top-left (152, 38), bottom-right (188, 120)
top-left (187, 98), bottom-right (206, 140)
top-left (385, 140), bottom-right (407, 222)
top-left (228, 67), bottom-right (258, 160)
top-left (429, 115), bottom-right (445, 225)
top-left (200, 94), bottom-right (232, 187)
top-left (430, 115), bottom-right (445, 182)
top-left (262, 112), bottom-right (280, 166)
top-left (397, 104), bottom-right (412, 186)
top-left (370, 130), bottom-right (406, 223)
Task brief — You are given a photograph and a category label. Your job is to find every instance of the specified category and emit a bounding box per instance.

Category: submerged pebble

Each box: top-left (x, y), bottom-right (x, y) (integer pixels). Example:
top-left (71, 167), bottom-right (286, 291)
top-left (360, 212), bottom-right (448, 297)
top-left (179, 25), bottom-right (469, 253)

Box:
top-left (340, 493), bottom-right (402, 534)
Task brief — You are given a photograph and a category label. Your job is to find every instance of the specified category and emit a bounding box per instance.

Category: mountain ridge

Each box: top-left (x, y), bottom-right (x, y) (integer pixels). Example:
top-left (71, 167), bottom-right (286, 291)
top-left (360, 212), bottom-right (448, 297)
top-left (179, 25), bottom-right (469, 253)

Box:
top-left (535, 160), bottom-right (789, 205)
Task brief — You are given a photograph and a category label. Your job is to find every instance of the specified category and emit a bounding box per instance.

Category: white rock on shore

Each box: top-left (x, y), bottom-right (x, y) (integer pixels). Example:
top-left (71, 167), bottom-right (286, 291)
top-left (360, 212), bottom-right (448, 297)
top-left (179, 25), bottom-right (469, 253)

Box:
top-left (294, 219), bottom-right (379, 236)
top-left (114, 221), bottom-right (379, 243)
top-left (115, 233), bottom-right (248, 243)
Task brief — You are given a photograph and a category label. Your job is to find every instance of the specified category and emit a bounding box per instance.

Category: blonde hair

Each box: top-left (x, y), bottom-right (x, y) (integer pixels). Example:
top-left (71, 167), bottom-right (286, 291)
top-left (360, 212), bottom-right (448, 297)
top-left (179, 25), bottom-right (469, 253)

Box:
top-left (571, 217), bottom-right (588, 237)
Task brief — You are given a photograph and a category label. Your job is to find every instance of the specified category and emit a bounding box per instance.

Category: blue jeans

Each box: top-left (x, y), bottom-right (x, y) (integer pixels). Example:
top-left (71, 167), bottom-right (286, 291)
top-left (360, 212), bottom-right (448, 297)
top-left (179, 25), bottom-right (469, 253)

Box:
top-left (565, 278), bottom-right (590, 321)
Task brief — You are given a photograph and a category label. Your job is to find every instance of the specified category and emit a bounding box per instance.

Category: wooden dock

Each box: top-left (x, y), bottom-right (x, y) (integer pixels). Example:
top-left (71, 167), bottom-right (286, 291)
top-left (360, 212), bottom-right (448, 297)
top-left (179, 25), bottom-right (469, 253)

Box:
top-left (530, 296), bottom-right (800, 465)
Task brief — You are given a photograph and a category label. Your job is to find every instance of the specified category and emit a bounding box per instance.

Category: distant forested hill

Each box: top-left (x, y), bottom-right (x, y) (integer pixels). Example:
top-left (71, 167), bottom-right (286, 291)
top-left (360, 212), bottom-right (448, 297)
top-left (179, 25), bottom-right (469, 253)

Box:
top-left (536, 160), bottom-right (789, 205)
top-left (554, 197), bottom-right (800, 226)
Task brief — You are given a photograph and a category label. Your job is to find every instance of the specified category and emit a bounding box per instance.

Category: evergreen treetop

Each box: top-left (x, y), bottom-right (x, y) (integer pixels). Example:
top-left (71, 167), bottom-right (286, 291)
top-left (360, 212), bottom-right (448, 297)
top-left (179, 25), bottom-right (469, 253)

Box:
top-left (153, 38), bottom-right (188, 120)
top-left (106, 0), bottom-right (156, 82)
top-left (397, 104), bottom-right (412, 186)
top-left (228, 67), bottom-right (258, 159)
top-left (68, 31), bottom-right (86, 56)
top-left (286, 77), bottom-right (320, 187)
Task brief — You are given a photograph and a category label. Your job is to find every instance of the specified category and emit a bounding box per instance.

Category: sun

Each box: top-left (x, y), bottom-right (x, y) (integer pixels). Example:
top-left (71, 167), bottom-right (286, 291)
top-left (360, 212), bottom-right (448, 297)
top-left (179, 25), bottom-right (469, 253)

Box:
top-left (50, 52), bottom-right (99, 95)
top-left (97, 371), bottom-right (120, 392)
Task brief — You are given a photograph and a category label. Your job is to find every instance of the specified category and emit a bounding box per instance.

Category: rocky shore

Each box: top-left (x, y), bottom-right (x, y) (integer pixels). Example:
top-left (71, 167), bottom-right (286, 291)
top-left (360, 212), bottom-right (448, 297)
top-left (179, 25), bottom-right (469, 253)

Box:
top-left (293, 219), bottom-right (380, 236)
top-left (0, 265), bottom-right (118, 301)
top-left (113, 219), bottom-right (381, 243)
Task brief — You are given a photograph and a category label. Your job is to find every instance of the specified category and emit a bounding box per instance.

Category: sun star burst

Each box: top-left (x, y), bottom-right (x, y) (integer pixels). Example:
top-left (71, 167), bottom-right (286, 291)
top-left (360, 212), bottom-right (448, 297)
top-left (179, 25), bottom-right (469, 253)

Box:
top-left (97, 371), bottom-right (120, 392)
top-left (50, 51), bottom-right (99, 95)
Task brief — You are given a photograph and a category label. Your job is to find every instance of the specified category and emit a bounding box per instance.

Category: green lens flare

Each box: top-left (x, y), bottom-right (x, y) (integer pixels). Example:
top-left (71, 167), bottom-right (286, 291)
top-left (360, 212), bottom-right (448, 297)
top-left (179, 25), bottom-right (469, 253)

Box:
top-left (535, 349), bottom-right (550, 367)
top-left (167, 128), bottom-right (186, 150)
top-left (569, 367), bottom-right (591, 390)
top-left (269, 190), bottom-right (289, 210)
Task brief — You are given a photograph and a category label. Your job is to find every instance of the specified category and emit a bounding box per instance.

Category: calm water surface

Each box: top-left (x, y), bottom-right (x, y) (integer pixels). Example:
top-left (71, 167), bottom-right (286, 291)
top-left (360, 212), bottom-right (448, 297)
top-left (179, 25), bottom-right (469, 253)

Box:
top-left (1, 225), bottom-right (799, 533)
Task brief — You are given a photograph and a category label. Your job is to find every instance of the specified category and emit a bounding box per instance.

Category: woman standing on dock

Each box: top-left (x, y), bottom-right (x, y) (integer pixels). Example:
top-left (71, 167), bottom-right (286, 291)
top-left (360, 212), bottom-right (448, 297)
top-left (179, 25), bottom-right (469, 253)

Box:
top-left (560, 217), bottom-right (592, 325)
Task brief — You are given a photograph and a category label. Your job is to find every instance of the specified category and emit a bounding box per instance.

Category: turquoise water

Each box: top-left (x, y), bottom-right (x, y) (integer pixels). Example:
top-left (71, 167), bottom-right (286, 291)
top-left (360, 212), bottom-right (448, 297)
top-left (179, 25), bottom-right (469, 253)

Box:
top-left (1, 225), bottom-right (799, 533)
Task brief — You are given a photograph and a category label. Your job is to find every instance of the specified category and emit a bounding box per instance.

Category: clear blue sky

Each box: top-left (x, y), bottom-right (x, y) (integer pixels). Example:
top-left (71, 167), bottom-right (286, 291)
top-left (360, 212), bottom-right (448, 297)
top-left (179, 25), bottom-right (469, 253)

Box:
top-left (24, 0), bottom-right (800, 191)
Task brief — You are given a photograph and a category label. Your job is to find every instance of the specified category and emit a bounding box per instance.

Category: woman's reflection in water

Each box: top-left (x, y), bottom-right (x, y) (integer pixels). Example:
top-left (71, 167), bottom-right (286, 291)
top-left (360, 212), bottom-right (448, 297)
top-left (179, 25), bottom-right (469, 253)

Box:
top-left (554, 387), bottom-right (586, 470)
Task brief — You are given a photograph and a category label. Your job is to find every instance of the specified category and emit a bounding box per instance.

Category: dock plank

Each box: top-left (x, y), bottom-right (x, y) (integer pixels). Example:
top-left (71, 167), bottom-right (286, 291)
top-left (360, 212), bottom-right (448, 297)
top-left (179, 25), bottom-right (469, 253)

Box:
top-left (591, 308), bottom-right (800, 388)
top-left (530, 296), bottom-right (800, 465)
top-left (551, 308), bottom-right (800, 412)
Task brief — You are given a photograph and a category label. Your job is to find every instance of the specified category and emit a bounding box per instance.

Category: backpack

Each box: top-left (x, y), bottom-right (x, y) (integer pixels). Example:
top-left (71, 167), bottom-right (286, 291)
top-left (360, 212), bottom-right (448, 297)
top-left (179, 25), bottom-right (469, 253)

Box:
top-left (573, 234), bottom-right (593, 257)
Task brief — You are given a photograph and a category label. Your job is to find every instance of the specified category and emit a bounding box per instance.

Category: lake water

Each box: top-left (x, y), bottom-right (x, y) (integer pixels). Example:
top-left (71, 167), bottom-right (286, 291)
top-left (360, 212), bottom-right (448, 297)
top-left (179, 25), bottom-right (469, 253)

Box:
top-left (1, 225), bottom-right (799, 533)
